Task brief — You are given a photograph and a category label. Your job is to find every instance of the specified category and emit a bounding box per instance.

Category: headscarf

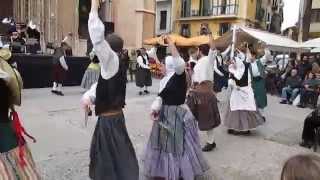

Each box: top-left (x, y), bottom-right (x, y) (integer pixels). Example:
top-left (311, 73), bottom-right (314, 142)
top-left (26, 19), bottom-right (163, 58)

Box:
top-left (159, 56), bottom-right (175, 93)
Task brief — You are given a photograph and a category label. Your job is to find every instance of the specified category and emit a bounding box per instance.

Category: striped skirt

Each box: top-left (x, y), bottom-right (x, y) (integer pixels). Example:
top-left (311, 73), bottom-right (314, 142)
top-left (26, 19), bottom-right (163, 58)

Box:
top-left (0, 145), bottom-right (41, 180)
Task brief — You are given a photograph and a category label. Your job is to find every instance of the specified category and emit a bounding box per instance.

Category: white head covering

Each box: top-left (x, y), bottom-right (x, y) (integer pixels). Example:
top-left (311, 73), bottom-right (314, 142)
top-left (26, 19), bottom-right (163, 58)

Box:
top-left (89, 49), bottom-right (96, 60)
top-left (229, 57), bottom-right (245, 80)
top-left (159, 56), bottom-right (175, 93)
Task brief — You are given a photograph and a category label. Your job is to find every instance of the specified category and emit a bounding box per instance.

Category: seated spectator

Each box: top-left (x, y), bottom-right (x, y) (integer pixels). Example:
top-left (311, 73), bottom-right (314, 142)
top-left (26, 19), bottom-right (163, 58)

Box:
top-left (281, 154), bottom-right (320, 180)
top-left (297, 56), bottom-right (312, 80)
top-left (300, 106), bottom-right (320, 148)
top-left (298, 72), bottom-right (320, 109)
top-left (280, 69), bottom-right (302, 104)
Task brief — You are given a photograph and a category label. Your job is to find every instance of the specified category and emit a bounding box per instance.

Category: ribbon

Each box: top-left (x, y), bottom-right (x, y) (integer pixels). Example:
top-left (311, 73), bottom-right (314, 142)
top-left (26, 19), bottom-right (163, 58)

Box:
top-left (11, 111), bottom-right (36, 166)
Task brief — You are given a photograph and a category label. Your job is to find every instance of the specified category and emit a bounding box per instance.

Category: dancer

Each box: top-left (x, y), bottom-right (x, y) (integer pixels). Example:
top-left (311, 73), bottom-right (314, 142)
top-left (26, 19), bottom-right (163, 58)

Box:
top-left (51, 42), bottom-right (69, 96)
top-left (186, 35), bottom-right (221, 152)
top-left (143, 35), bottom-right (211, 180)
top-left (81, 50), bottom-right (100, 90)
top-left (224, 48), bottom-right (265, 135)
top-left (248, 45), bottom-right (270, 120)
top-left (213, 45), bottom-right (231, 93)
top-left (81, 0), bottom-right (139, 179)
top-left (0, 48), bottom-right (40, 179)
top-left (135, 47), bottom-right (157, 95)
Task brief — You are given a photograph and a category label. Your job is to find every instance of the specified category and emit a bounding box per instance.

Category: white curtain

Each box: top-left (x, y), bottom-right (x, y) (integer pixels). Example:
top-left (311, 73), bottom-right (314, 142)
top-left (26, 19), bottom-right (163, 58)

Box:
top-left (281, 0), bottom-right (301, 31)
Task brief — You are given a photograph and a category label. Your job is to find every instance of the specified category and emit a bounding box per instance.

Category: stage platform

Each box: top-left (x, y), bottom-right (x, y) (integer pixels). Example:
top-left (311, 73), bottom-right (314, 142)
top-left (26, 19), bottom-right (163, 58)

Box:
top-left (13, 54), bottom-right (90, 89)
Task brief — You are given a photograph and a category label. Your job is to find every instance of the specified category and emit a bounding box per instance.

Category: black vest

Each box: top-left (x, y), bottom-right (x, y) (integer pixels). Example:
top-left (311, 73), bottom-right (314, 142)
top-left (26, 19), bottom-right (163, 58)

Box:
top-left (159, 72), bottom-right (187, 106)
top-left (231, 63), bottom-right (249, 87)
top-left (95, 60), bottom-right (127, 115)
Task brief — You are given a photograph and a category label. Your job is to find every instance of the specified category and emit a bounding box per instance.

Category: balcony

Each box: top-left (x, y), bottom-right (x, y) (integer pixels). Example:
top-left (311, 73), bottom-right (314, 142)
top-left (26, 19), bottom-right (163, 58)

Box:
top-left (180, 4), bottom-right (239, 19)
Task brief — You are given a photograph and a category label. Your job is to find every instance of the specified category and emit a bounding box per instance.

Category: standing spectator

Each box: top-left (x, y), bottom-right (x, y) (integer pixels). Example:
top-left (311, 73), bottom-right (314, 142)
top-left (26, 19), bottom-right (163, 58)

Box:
top-left (281, 154), bottom-right (320, 180)
top-left (280, 69), bottom-right (302, 104)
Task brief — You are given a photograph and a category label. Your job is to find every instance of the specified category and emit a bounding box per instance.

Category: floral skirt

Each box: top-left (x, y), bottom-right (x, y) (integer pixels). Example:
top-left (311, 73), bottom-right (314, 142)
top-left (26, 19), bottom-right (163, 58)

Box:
top-left (143, 105), bottom-right (212, 180)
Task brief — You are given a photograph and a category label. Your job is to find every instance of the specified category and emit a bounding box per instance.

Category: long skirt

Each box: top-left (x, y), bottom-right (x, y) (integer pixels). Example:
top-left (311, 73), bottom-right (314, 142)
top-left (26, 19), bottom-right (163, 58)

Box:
top-left (302, 108), bottom-right (320, 143)
top-left (143, 105), bottom-right (211, 180)
top-left (89, 113), bottom-right (139, 180)
top-left (81, 68), bottom-right (100, 90)
top-left (224, 88), bottom-right (265, 131)
top-left (252, 78), bottom-right (268, 109)
top-left (186, 88), bottom-right (221, 131)
top-left (0, 145), bottom-right (41, 180)
top-left (135, 67), bottom-right (152, 88)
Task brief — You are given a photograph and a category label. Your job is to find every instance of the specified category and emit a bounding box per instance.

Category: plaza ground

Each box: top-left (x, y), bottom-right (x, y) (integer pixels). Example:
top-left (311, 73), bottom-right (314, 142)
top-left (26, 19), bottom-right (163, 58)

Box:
top-left (19, 80), bottom-right (315, 180)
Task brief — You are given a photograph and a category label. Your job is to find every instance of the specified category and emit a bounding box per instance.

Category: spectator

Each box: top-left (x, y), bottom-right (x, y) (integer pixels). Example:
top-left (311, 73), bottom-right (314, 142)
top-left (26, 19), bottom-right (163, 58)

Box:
top-left (280, 69), bottom-right (302, 104)
top-left (10, 31), bottom-right (26, 53)
top-left (298, 72), bottom-right (320, 108)
top-left (297, 56), bottom-right (312, 80)
top-left (281, 154), bottom-right (320, 180)
top-left (300, 106), bottom-right (320, 148)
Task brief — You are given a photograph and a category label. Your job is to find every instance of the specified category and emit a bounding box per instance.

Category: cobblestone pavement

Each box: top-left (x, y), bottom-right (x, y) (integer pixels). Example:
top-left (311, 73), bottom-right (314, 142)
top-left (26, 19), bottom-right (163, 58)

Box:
top-left (19, 80), bottom-right (315, 180)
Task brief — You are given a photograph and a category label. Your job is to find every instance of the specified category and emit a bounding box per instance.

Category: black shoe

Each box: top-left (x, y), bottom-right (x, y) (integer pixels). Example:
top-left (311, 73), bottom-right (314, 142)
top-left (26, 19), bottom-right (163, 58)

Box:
top-left (241, 130), bottom-right (251, 136)
top-left (144, 90), bottom-right (150, 94)
top-left (280, 100), bottom-right (287, 104)
top-left (298, 104), bottom-right (306, 108)
top-left (202, 142), bottom-right (216, 152)
top-left (299, 141), bottom-right (312, 149)
top-left (139, 91), bottom-right (143, 96)
top-left (51, 90), bottom-right (58, 94)
top-left (227, 129), bottom-right (240, 135)
top-left (56, 91), bottom-right (64, 96)
top-left (262, 116), bottom-right (266, 122)
top-left (288, 101), bottom-right (293, 105)
top-left (227, 129), bottom-right (235, 134)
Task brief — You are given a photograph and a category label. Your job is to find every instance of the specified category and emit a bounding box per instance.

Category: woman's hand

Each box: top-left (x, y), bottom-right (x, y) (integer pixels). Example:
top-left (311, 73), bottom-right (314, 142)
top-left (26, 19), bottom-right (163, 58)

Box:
top-left (151, 111), bottom-right (160, 121)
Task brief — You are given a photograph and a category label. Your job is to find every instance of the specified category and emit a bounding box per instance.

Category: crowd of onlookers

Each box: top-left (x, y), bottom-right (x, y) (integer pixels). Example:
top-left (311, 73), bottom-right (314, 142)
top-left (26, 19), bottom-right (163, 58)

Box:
top-left (265, 53), bottom-right (320, 109)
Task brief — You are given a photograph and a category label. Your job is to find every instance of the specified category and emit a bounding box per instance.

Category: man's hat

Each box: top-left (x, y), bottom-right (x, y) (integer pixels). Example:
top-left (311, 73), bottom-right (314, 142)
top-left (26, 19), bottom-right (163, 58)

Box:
top-left (0, 48), bottom-right (12, 61)
top-left (0, 55), bottom-right (23, 106)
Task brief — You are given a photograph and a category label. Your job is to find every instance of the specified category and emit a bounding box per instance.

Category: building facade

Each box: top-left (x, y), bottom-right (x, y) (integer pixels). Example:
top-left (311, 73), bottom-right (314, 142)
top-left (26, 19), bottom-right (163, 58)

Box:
top-left (11, 0), bottom-right (155, 56)
top-left (310, 0), bottom-right (320, 38)
top-left (173, 0), bottom-right (258, 37)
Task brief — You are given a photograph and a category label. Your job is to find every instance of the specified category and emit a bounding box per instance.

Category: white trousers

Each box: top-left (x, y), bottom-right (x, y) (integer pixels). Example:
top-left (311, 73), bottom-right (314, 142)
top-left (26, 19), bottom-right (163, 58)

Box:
top-left (206, 129), bottom-right (215, 144)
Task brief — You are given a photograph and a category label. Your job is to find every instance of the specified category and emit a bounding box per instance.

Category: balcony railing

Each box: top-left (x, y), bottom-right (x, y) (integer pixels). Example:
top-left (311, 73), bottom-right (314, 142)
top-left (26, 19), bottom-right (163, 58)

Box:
top-left (181, 4), bottom-right (239, 18)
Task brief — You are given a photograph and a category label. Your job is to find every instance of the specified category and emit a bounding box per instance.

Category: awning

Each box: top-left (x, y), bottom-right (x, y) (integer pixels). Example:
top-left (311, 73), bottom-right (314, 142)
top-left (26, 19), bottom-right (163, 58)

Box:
top-left (214, 26), bottom-right (307, 52)
top-left (143, 34), bottom-right (219, 47)
top-left (301, 38), bottom-right (320, 48)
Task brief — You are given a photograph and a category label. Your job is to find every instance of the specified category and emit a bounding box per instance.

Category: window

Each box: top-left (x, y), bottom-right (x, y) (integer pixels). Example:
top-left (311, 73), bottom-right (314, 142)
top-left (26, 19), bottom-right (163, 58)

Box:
top-left (199, 0), bottom-right (211, 16)
top-left (181, 0), bottom-right (191, 17)
top-left (219, 23), bottom-right (230, 35)
top-left (180, 24), bottom-right (190, 37)
top-left (311, 9), bottom-right (320, 23)
top-left (159, 10), bottom-right (167, 30)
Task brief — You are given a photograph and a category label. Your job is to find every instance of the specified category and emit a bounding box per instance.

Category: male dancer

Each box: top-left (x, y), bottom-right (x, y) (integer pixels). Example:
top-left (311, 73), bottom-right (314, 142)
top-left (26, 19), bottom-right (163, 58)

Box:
top-left (81, 0), bottom-right (139, 179)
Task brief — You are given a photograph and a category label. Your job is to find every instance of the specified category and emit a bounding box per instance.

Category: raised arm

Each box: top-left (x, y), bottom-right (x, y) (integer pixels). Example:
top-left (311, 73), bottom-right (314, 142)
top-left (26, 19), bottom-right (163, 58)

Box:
top-left (208, 33), bottom-right (218, 65)
top-left (146, 47), bottom-right (158, 59)
top-left (89, 0), bottom-right (119, 80)
top-left (221, 45), bottom-right (231, 59)
top-left (165, 35), bottom-right (185, 75)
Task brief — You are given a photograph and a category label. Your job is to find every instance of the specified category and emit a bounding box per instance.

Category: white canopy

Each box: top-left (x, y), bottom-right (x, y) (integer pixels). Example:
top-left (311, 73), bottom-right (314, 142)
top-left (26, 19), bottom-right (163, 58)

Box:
top-left (214, 26), bottom-right (306, 52)
top-left (301, 38), bottom-right (320, 48)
